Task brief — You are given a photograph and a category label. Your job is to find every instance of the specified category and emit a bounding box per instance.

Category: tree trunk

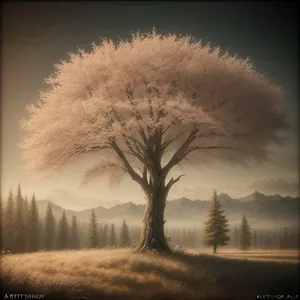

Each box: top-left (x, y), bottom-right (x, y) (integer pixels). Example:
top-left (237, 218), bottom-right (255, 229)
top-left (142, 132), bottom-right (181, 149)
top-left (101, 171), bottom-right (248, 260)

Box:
top-left (213, 244), bottom-right (217, 254)
top-left (137, 187), bottom-right (171, 253)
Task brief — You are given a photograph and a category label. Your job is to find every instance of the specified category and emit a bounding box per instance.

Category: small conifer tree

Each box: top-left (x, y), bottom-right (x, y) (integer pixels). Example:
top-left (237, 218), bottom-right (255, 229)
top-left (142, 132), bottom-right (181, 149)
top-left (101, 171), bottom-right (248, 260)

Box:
top-left (70, 215), bottom-right (80, 249)
top-left (110, 224), bottom-right (117, 247)
top-left (56, 211), bottom-right (69, 250)
top-left (28, 193), bottom-right (40, 252)
top-left (103, 223), bottom-right (108, 247)
top-left (88, 209), bottom-right (99, 248)
top-left (120, 219), bottom-right (131, 247)
top-left (3, 190), bottom-right (14, 252)
top-left (203, 190), bottom-right (230, 254)
top-left (240, 215), bottom-right (252, 250)
top-left (44, 203), bottom-right (56, 250)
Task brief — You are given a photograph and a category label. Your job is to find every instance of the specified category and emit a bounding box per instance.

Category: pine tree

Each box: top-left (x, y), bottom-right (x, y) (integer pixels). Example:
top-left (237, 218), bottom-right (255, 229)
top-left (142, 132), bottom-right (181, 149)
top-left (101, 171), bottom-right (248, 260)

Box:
top-left (109, 223), bottom-right (117, 247)
top-left (70, 215), bottom-right (80, 249)
top-left (38, 218), bottom-right (44, 250)
top-left (98, 224), bottom-right (103, 248)
top-left (192, 228), bottom-right (197, 248)
top-left (264, 232), bottom-right (270, 249)
top-left (120, 219), bottom-right (131, 247)
top-left (269, 232), bottom-right (275, 249)
top-left (56, 211), bottom-right (69, 250)
top-left (88, 209), bottom-right (99, 248)
top-left (175, 229), bottom-right (180, 246)
top-left (203, 190), bottom-right (230, 254)
top-left (239, 215), bottom-right (251, 250)
top-left (232, 226), bottom-right (240, 248)
top-left (252, 229), bottom-right (258, 249)
top-left (102, 223), bottom-right (108, 247)
top-left (187, 230), bottom-right (192, 248)
top-left (79, 221), bottom-right (88, 249)
top-left (286, 228), bottom-right (293, 249)
top-left (182, 229), bottom-right (187, 246)
top-left (3, 190), bottom-right (14, 252)
top-left (12, 184), bottom-right (26, 253)
top-left (290, 227), bottom-right (299, 249)
top-left (28, 193), bottom-right (40, 252)
top-left (44, 203), bottom-right (56, 250)
top-left (280, 227), bottom-right (288, 249)
top-left (23, 196), bottom-right (29, 216)
top-left (294, 227), bottom-right (299, 249)
top-left (275, 230), bottom-right (281, 249)
top-left (23, 195), bottom-right (29, 251)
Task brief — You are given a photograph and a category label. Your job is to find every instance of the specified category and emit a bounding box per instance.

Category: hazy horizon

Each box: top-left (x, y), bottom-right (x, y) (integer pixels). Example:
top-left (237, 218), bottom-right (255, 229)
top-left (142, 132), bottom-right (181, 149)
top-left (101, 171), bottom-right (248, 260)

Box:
top-left (2, 187), bottom-right (298, 212)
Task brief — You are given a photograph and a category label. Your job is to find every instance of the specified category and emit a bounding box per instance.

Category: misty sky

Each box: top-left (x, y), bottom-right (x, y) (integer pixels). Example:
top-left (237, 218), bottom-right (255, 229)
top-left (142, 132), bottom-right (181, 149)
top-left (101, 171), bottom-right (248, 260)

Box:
top-left (1, 2), bottom-right (299, 210)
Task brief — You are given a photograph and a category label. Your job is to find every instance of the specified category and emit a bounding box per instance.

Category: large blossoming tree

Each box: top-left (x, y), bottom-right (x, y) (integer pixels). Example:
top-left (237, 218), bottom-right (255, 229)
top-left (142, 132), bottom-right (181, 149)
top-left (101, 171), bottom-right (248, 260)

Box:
top-left (20, 30), bottom-right (288, 253)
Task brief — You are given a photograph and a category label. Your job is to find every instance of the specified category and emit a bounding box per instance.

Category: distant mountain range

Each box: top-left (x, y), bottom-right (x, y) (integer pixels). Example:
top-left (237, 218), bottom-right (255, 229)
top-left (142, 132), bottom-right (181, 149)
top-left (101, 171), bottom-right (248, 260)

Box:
top-left (36, 191), bottom-right (299, 229)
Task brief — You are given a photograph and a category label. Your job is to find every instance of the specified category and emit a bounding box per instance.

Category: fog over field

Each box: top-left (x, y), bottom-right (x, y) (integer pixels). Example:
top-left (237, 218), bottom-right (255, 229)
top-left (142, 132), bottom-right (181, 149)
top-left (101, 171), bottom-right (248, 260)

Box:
top-left (31, 191), bottom-right (299, 229)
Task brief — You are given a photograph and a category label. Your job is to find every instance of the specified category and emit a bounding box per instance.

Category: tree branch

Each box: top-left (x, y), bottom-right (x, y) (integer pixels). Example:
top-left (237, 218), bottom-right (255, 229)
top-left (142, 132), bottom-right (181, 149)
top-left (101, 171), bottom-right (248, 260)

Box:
top-left (73, 145), bottom-right (111, 156)
top-left (184, 145), bottom-right (259, 160)
top-left (162, 124), bottom-right (171, 136)
top-left (161, 130), bottom-right (192, 152)
top-left (172, 173), bottom-right (186, 185)
top-left (143, 79), bottom-right (154, 119)
top-left (165, 174), bottom-right (186, 195)
top-left (111, 140), bottom-right (150, 192)
top-left (110, 105), bottom-right (152, 169)
top-left (122, 81), bottom-right (149, 143)
top-left (162, 129), bottom-right (197, 179)
top-left (124, 136), bottom-right (146, 153)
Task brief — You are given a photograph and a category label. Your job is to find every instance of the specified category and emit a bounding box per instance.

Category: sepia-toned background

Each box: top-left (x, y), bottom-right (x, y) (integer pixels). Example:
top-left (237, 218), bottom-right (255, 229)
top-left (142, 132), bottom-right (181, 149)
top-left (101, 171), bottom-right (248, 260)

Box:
top-left (1, 2), bottom-right (298, 210)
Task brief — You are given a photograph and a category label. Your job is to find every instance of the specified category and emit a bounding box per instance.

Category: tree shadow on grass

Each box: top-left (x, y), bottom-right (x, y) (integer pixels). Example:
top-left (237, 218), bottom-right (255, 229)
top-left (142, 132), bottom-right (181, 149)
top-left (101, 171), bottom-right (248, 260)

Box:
top-left (1, 251), bottom-right (299, 300)
top-left (168, 251), bottom-right (299, 297)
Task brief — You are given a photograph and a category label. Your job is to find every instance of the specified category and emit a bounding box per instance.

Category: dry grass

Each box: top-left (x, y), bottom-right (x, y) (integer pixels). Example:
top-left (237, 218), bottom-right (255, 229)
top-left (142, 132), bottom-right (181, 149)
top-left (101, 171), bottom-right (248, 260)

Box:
top-left (194, 249), bottom-right (300, 264)
top-left (1, 249), bottom-right (299, 300)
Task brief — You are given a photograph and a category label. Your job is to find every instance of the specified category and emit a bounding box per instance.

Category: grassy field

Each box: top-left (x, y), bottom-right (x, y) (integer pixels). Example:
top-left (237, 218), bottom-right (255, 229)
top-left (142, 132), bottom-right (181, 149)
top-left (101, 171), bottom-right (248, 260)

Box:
top-left (1, 249), bottom-right (299, 300)
top-left (196, 249), bottom-right (300, 264)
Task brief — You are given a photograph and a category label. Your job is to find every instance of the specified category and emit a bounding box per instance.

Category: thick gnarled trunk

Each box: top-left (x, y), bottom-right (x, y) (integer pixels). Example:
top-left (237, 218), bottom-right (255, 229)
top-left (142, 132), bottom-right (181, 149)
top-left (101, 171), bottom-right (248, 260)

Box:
top-left (138, 186), bottom-right (171, 253)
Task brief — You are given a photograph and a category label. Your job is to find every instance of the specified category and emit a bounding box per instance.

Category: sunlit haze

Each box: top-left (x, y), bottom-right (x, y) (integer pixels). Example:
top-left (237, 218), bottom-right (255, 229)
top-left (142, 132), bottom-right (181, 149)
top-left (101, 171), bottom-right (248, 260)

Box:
top-left (1, 2), bottom-right (299, 210)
